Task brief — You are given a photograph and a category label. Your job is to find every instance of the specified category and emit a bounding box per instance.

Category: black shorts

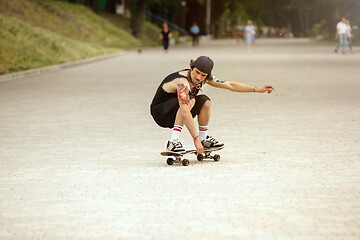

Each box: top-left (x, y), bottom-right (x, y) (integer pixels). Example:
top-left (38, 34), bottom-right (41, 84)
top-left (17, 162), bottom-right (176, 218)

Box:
top-left (151, 94), bottom-right (210, 128)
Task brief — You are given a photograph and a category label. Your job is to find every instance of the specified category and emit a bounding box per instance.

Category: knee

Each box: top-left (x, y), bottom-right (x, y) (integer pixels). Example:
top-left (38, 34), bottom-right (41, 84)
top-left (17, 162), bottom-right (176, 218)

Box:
top-left (202, 99), bottom-right (211, 110)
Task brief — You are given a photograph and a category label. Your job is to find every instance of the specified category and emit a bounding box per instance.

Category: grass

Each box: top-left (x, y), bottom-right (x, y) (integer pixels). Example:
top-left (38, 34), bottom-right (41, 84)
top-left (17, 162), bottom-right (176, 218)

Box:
top-left (99, 12), bottom-right (161, 47)
top-left (0, 14), bottom-right (117, 73)
top-left (0, 0), bottom-right (161, 74)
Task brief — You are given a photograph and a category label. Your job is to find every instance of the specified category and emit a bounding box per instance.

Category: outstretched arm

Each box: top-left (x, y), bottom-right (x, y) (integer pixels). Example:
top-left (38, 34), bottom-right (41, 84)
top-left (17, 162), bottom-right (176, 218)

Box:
top-left (207, 76), bottom-right (275, 94)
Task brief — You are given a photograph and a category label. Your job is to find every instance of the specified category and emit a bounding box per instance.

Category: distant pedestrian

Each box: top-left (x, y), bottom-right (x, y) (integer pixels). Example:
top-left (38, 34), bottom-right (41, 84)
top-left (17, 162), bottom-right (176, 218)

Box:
top-left (233, 25), bottom-right (244, 45)
top-left (189, 22), bottom-right (200, 47)
top-left (160, 23), bottom-right (172, 53)
top-left (346, 19), bottom-right (352, 53)
top-left (334, 17), bottom-right (347, 54)
top-left (244, 20), bottom-right (256, 52)
top-left (281, 27), bottom-right (288, 38)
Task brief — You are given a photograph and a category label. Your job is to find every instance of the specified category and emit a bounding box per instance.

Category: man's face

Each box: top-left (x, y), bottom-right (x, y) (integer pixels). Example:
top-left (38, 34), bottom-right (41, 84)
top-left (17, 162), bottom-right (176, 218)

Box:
top-left (191, 67), bottom-right (208, 85)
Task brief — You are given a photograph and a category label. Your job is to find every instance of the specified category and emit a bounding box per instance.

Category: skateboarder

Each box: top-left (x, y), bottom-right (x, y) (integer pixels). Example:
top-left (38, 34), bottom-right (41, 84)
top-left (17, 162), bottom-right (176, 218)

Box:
top-left (150, 56), bottom-right (274, 155)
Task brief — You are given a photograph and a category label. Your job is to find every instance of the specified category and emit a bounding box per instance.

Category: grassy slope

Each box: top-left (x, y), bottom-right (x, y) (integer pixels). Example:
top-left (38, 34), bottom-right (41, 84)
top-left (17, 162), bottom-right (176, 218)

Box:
top-left (99, 12), bottom-right (161, 47)
top-left (0, 14), bottom-right (119, 73)
top-left (0, 0), bottom-right (161, 74)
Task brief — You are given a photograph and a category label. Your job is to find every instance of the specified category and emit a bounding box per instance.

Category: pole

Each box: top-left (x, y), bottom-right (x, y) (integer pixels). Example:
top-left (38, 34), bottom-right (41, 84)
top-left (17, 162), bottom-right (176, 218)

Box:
top-left (206, 0), bottom-right (211, 36)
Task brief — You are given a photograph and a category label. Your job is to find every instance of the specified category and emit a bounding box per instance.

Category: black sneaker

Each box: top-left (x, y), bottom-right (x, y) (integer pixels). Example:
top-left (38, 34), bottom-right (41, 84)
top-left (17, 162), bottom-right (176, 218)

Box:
top-left (166, 139), bottom-right (185, 152)
top-left (201, 136), bottom-right (224, 149)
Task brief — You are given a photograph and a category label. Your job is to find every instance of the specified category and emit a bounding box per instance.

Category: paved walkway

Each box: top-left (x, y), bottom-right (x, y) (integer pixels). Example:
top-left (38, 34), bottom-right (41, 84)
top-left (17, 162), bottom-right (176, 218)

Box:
top-left (1, 38), bottom-right (359, 239)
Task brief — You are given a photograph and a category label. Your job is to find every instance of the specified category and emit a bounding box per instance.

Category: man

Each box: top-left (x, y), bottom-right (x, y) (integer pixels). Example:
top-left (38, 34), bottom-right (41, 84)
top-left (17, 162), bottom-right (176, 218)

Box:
top-left (150, 56), bottom-right (275, 155)
top-left (335, 17), bottom-right (347, 54)
top-left (189, 22), bottom-right (200, 47)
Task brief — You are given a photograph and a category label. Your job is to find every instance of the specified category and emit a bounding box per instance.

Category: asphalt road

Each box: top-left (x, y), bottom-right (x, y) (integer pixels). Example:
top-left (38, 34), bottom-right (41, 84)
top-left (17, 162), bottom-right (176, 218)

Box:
top-left (1, 38), bottom-right (359, 239)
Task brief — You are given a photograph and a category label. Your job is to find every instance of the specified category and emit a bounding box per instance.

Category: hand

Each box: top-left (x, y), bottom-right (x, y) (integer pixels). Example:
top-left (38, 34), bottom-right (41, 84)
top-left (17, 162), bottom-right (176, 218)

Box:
top-left (255, 85), bottom-right (275, 94)
top-left (194, 137), bottom-right (204, 155)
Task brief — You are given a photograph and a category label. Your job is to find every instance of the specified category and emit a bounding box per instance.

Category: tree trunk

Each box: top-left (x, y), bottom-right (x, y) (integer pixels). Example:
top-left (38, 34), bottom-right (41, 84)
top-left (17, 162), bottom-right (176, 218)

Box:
top-left (92, 0), bottom-right (99, 12)
top-left (130, 0), bottom-right (146, 38)
top-left (106, 0), bottom-right (116, 13)
top-left (297, 8), bottom-right (305, 37)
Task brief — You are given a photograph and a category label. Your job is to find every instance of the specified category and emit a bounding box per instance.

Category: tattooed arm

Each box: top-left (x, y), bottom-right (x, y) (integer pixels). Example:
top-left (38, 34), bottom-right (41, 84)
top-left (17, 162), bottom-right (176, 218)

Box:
top-left (177, 83), bottom-right (190, 105)
top-left (207, 75), bottom-right (274, 93)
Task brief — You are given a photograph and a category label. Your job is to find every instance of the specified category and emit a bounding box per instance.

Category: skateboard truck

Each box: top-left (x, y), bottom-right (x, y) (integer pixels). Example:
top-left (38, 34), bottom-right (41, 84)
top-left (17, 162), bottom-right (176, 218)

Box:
top-left (166, 157), bottom-right (190, 166)
top-left (197, 152), bottom-right (221, 162)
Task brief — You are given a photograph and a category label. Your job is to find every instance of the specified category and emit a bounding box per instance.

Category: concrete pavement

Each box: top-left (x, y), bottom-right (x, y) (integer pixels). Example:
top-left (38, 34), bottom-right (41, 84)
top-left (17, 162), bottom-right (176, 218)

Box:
top-left (1, 38), bottom-right (359, 239)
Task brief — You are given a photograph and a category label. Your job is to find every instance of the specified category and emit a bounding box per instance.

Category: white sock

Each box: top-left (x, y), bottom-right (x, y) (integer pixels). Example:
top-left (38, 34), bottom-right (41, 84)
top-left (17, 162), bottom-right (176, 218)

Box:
top-left (199, 126), bottom-right (208, 141)
top-left (170, 125), bottom-right (182, 141)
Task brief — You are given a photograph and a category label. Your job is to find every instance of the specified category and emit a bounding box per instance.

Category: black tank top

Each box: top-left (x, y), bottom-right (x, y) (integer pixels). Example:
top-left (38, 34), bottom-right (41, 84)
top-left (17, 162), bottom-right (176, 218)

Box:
top-left (161, 30), bottom-right (171, 41)
top-left (151, 69), bottom-right (201, 108)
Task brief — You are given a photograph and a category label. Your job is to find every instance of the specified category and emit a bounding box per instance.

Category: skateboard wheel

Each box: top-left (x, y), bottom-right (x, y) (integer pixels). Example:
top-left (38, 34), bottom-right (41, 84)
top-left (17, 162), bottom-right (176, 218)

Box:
top-left (182, 159), bottom-right (190, 166)
top-left (197, 154), bottom-right (204, 161)
top-left (214, 154), bottom-right (220, 162)
top-left (167, 158), bottom-right (174, 165)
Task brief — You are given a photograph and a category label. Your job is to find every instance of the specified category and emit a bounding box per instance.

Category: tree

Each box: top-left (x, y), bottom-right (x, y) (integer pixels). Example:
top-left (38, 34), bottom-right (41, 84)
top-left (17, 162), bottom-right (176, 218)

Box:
top-left (84, 0), bottom-right (360, 39)
top-left (130, 0), bottom-right (147, 38)
top-left (106, 0), bottom-right (116, 14)
top-left (130, 0), bottom-right (181, 38)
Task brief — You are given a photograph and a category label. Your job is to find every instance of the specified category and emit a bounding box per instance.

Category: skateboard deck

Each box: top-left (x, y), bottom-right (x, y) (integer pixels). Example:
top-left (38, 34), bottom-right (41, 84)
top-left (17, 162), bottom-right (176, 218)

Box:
top-left (161, 146), bottom-right (224, 166)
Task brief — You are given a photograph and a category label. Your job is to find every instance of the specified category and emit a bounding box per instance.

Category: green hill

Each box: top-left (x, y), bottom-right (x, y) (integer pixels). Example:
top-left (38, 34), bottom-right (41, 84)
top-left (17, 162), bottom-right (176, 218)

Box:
top-left (0, 0), bottom-right (161, 74)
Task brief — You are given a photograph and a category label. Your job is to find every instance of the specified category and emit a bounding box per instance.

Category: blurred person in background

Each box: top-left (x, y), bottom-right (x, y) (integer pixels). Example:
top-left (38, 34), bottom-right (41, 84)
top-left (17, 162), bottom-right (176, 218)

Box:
top-left (244, 20), bottom-right (256, 52)
top-left (346, 19), bottom-right (352, 53)
top-left (232, 25), bottom-right (244, 45)
top-left (160, 23), bottom-right (172, 53)
top-left (334, 17), bottom-right (347, 54)
top-left (190, 22), bottom-right (200, 47)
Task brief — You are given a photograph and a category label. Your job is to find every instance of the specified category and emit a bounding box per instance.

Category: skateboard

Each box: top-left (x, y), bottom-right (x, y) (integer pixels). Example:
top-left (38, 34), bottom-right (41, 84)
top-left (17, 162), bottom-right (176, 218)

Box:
top-left (161, 146), bottom-right (224, 166)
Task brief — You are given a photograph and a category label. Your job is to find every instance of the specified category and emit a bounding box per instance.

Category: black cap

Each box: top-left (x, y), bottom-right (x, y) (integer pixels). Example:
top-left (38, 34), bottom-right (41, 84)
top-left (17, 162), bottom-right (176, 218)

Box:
top-left (193, 56), bottom-right (214, 74)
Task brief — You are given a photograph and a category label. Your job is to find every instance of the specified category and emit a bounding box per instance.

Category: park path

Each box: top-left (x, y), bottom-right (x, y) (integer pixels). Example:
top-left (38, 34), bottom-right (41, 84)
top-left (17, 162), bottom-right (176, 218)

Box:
top-left (1, 38), bottom-right (359, 239)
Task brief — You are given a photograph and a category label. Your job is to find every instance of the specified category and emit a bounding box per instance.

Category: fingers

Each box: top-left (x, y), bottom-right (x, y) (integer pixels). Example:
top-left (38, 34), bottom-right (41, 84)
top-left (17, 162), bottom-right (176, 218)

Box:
top-left (263, 85), bottom-right (275, 94)
top-left (196, 146), bottom-right (204, 155)
top-left (194, 138), bottom-right (203, 155)
top-left (265, 85), bottom-right (275, 90)
top-left (267, 87), bottom-right (274, 93)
